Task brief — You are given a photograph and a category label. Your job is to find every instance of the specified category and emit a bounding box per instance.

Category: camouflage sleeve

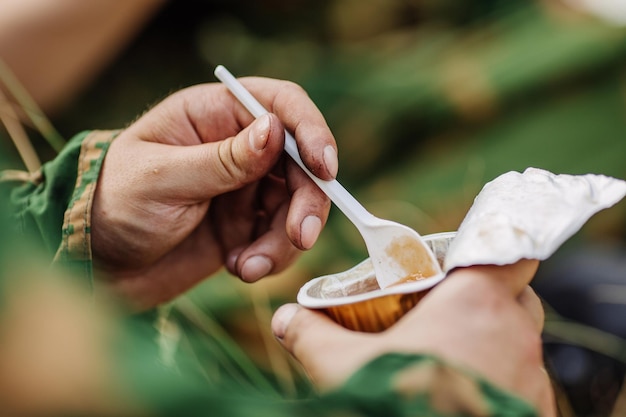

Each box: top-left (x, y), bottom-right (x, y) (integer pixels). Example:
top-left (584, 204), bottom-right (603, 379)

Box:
top-left (1, 130), bottom-right (118, 289)
top-left (322, 353), bottom-right (538, 417)
top-left (129, 351), bottom-right (539, 417)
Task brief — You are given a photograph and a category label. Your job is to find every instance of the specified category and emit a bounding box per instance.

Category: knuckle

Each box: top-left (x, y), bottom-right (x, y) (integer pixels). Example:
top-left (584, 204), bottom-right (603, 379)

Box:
top-left (280, 80), bottom-right (307, 96)
top-left (465, 279), bottom-right (508, 314)
top-left (275, 82), bottom-right (310, 118)
top-left (520, 325), bottom-right (544, 365)
top-left (286, 311), bottom-right (315, 356)
top-left (215, 140), bottom-right (246, 186)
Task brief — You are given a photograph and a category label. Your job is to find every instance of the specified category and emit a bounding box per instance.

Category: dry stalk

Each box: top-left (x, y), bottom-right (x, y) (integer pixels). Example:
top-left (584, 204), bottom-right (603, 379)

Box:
top-left (0, 89), bottom-right (41, 172)
top-left (250, 286), bottom-right (299, 397)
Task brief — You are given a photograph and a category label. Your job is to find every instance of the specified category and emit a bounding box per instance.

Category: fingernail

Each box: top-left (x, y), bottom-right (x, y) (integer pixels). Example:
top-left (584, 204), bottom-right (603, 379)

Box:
top-left (249, 114), bottom-right (270, 151)
top-left (300, 215), bottom-right (322, 250)
top-left (272, 304), bottom-right (300, 339)
top-left (241, 255), bottom-right (273, 282)
top-left (323, 145), bottom-right (338, 178)
top-left (226, 252), bottom-right (239, 274)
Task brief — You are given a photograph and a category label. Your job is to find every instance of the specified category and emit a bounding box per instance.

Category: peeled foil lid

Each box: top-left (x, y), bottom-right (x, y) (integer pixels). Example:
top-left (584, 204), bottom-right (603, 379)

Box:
top-left (444, 168), bottom-right (626, 271)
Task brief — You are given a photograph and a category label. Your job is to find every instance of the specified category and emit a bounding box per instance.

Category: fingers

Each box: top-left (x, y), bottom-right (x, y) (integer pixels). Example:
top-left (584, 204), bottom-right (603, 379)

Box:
top-left (271, 304), bottom-right (341, 375)
top-left (230, 201), bottom-right (301, 282)
top-left (114, 80), bottom-right (336, 286)
top-left (180, 119), bottom-right (330, 251)
top-left (537, 371), bottom-right (558, 417)
top-left (212, 171), bottom-right (324, 281)
top-left (272, 303), bottom-right (303, 340)
top-left (152, 113), bottom-right (286, 202)
top-left (137, 86), bottom-right (332, 251)
top-left (237, 78), bottom-right (339, 180)
top-left (271, 304), bottom-right (373, 389)
top-left (443, 263), bottom-right (544, 332)
top-left (128, 78), bottom-right (337, 186)
top-left (271, 304), bottom-right (332, 385)
top-left (285, 158), bottom-right (331, 250)
top-left (521, 365), bottom-right (557, 417)
top-left (517, 286), bottom-right (545, 332)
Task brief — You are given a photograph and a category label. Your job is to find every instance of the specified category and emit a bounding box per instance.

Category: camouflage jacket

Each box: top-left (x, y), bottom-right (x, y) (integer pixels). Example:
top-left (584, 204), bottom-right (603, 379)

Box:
top-left (0, 131), bottom-right (538, 417)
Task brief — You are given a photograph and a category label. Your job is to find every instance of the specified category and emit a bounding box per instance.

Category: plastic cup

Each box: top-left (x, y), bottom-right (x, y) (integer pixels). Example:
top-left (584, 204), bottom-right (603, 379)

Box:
top-left (297, 232), bottom-right (455, 332)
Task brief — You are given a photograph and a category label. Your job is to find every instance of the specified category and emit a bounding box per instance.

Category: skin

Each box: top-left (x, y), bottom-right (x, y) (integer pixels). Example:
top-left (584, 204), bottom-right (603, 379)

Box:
top-left (92, 78), bottom-right (336, 310)
top-left (272, 260), bottom-right (556, 417)
top-left (0, 0), bottom-right (165, 113)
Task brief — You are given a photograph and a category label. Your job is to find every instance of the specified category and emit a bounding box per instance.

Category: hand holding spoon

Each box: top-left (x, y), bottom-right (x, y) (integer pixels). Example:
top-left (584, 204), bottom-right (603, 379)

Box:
top-left (214, 65), bottom-right (441, 288)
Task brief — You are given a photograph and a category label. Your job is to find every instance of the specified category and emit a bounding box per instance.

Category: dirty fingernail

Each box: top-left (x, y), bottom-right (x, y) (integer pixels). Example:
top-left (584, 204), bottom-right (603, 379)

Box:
top-left (300, 215), bottom-right (322, 250)
top-left (323, 145), bottom-right (338, 178)
top-left (272, 304), bottom-right (300, 339)
top-left (241, 255), bottom-right (273, 281)
top-left (249, 114), bottom-right (270, 151)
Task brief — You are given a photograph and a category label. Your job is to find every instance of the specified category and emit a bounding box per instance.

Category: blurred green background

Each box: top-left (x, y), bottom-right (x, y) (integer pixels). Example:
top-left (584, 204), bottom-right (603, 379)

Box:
top-left (3, 0), bottom-right (626, 415)
top-left (54, 0), bottom-right (626, 259)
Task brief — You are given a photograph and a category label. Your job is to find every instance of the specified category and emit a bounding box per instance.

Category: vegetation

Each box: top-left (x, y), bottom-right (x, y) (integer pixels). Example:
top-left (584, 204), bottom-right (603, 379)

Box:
top-left (2, 1), bottom-right (626, 415)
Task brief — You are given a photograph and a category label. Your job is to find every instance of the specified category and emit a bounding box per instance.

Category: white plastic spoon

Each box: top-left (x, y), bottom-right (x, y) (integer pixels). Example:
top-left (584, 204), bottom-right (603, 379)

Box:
top-left (214, 65), bottom-right (442, 288)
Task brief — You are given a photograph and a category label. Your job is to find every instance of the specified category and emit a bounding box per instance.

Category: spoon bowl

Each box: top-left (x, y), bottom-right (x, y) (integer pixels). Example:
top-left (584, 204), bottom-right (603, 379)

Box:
top-left (363, 217), bottom-right (442, 286)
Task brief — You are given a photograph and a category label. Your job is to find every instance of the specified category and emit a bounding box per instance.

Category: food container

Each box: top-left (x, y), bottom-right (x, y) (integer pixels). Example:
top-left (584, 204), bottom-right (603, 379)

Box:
top-left (297, 232), bottom-right (455, 332)
top-left (296, 168), bottom-right (626, 333)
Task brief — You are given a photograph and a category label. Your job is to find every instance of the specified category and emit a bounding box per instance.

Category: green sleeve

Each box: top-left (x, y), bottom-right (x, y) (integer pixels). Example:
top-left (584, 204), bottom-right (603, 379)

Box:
top-left (121, 347), bottom-right (538, 417)
top-left (2, 130), bottom-right (118, 288)
top-left (325, 353), bottom-right (538, 417)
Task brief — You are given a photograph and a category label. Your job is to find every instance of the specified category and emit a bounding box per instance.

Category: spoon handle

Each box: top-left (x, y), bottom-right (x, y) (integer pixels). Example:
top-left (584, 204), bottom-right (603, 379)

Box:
top-left (214, 65), bottom-right (374, 227)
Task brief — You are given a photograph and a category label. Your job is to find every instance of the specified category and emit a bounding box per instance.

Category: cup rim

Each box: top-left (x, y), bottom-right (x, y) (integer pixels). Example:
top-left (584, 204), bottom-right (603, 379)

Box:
top-left (297, 232), bottom-right (455, 308)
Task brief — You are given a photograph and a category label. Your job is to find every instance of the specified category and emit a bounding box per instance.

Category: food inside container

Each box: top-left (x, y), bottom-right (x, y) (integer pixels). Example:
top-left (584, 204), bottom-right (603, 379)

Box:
top-left (298, 232), bottom-right (455, 332)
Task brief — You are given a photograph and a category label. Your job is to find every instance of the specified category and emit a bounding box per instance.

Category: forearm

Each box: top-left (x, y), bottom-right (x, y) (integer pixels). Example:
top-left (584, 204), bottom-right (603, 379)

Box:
top-left (321, 353), bottom-right (538, 417)
top-left (0, 0), bottom-right (165, 113)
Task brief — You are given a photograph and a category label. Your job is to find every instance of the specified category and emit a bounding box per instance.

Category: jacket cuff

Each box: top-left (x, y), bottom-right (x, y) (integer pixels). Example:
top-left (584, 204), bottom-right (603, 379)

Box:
top-left (52, 130), bottom-right (119, 288)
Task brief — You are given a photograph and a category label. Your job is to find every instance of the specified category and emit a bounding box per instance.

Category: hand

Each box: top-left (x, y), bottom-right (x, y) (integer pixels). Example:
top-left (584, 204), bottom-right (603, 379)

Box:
top-left (92, 78), bottom-right (336, 310)
top-left (272, 260), bottom-right (556, 416)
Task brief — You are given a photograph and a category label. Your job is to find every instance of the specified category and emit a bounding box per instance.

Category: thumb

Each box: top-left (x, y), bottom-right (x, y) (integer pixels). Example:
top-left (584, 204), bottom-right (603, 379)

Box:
top-left (272, 304), bottom-right (345, 352)
top-left (164, 113), bottom-right (285, 200)
top-left (272, 304), bottom-right (374, 389)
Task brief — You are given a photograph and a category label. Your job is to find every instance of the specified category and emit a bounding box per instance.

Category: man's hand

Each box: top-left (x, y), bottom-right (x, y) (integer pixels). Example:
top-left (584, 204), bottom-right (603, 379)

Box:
top-left (272, 260), bottom-right (556, 416)
top-left (92, 78), bottom-right (337, 310)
